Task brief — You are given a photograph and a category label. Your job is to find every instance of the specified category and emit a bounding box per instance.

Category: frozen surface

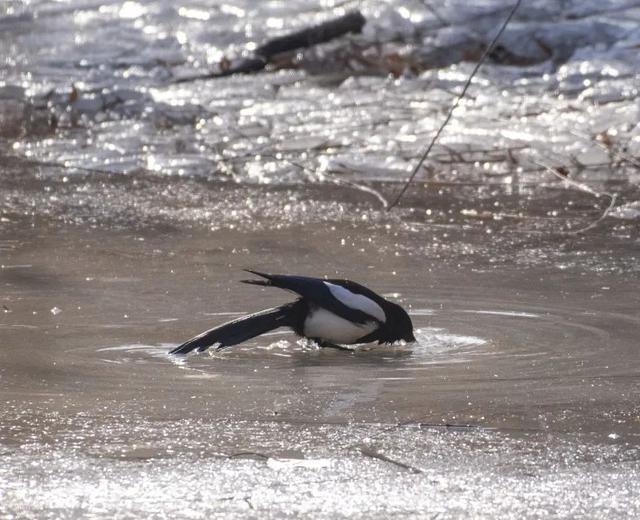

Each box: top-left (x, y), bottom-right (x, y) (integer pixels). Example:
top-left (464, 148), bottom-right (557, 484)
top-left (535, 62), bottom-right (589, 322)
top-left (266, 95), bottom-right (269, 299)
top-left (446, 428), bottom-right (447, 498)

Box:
top-left (1, 0), bottom-right (639, 190)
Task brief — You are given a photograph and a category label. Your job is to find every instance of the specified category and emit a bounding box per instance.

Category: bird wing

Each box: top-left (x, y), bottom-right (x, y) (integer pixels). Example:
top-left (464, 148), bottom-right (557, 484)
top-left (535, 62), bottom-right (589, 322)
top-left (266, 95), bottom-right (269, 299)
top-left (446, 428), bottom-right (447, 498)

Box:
top-left (242, 271), bottom-right (384, 325)
top-left (322, 281), bottom-right (386, 322)
top-left (169, 303), bottom-right (296, 355)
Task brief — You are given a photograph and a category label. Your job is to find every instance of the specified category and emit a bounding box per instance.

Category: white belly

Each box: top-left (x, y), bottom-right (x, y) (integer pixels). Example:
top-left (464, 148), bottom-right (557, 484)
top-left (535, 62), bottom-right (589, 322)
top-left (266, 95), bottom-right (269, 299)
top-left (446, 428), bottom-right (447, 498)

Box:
top-left (303, 308), bottom-right (378, 344)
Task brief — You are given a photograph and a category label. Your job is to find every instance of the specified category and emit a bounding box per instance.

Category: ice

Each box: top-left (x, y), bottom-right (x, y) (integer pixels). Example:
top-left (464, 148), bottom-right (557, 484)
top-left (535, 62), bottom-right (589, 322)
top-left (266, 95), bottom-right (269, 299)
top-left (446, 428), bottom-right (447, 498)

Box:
top-left (610, 201), bottom-right (640, 220)
top-left (0, 0), bottom-right (635, 193)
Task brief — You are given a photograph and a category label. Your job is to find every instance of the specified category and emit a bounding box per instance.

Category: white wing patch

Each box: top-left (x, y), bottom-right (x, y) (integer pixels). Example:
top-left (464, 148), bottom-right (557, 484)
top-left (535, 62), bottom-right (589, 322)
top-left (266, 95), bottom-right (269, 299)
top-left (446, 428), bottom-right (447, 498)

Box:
top-left (303, 308), bottom-right (378, 344)
top-left (324, 282), bottom-right (386, 322)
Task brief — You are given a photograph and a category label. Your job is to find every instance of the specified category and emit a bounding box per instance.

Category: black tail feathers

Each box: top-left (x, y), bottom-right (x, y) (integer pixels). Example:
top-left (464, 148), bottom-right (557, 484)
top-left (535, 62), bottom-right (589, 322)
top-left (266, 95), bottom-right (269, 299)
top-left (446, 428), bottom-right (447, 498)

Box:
top-left (169, 303), bottom-right (297, 355)
top-left (240, 269), bottom-right (273, 287)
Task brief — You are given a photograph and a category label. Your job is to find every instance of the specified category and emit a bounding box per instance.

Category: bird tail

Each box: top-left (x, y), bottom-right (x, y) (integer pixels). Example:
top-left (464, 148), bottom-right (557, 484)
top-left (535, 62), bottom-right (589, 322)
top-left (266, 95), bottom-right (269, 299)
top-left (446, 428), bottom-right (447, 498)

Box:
top-left (169, 302), bottom-right (298, 355)
top-left (240, 269), bottom-right (274, 287)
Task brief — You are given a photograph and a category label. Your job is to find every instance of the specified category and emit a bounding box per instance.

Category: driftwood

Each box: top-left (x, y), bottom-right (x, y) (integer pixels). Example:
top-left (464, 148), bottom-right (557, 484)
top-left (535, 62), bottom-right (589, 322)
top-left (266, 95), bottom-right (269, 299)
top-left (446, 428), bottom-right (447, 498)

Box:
top-left (175, 11), bottom-right (366, 83)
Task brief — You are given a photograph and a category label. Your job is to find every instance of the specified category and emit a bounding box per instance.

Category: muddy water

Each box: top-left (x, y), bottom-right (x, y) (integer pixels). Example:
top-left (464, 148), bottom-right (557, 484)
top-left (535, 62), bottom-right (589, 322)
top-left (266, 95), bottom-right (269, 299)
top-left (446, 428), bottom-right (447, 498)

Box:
top-left (1, 211), bottom-right (639, 518)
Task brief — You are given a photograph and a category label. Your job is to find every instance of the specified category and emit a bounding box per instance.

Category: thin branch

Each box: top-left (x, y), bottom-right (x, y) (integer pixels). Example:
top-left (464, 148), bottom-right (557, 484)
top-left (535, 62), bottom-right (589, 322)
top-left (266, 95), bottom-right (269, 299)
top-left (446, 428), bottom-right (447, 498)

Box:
top-left (326, 176), bottom-right (390, 208)
top-left (387, 0), bottom-right (523, 210)
top-left (229, 451), bottom-right (270, 460)
top-left (413, 422), bottom-right (489, 431)
top-left (359, 447), bottom-right (424, 474)
top-left (273, 153), bottom-right (390, 207)
top-left (569, 129), bottom-right (640, 170)
top-left (536, 161), bottom-right (601, 196)
top-left (420, 1), bottom-right (451, 27)
top-left (569, 192), bottom-right (617, 234)
top-left (226, 129), bottom-right (390, 208)
top-left (535, 160), bottom-right (618, 235)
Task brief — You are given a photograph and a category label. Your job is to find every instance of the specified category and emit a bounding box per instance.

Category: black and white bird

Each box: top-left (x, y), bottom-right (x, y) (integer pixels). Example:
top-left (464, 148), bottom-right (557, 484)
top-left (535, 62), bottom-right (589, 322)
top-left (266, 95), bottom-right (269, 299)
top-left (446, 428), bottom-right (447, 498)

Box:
top-left (169, 270), bottom-right (415, 355)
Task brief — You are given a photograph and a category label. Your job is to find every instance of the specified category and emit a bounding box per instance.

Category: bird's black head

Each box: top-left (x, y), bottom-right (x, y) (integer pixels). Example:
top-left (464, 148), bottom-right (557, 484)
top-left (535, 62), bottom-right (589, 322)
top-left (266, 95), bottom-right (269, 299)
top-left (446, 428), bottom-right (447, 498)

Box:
top-left (384, 301), bottom-right (416, 343)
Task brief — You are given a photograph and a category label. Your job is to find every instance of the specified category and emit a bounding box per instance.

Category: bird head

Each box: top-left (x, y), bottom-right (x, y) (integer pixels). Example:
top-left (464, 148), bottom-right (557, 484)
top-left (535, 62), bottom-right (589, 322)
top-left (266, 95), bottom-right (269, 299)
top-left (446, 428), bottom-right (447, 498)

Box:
top-left (385, 301), bottom-right (416, 343)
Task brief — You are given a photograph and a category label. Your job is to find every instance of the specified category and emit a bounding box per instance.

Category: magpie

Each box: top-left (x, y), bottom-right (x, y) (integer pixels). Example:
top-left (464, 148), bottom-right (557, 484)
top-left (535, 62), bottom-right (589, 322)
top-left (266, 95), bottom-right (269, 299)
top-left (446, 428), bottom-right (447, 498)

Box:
top-left (169, 270), bottom-right (415, 355)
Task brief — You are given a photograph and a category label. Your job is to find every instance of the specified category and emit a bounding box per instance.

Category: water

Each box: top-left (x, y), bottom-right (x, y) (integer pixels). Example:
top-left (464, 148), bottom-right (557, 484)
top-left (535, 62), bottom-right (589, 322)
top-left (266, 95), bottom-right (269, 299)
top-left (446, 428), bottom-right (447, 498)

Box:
top-left (2, 222), bottom-right (639, 517)
top-left (2, 0), bottom-right (640, 518)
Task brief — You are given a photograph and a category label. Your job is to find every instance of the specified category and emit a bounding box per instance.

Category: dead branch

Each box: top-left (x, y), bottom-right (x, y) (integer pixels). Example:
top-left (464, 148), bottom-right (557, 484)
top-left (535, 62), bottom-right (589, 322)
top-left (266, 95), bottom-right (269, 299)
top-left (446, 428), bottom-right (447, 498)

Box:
top-left (255, 11), bottom-right (365, 59)
top-left (174, 11), bottom-right (366, 83)
top-left (359, 446), bottom-right (424, 474)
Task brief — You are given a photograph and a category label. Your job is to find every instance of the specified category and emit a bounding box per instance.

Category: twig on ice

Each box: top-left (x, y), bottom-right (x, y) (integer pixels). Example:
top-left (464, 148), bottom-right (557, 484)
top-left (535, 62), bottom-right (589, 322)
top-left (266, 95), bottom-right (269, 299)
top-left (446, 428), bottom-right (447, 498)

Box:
top-left (535, 161), bottom-right (618, 235)
top-left (174, 11), bottom-right (366, 82)
top-left (359, 446), bottom-right (424, 474)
